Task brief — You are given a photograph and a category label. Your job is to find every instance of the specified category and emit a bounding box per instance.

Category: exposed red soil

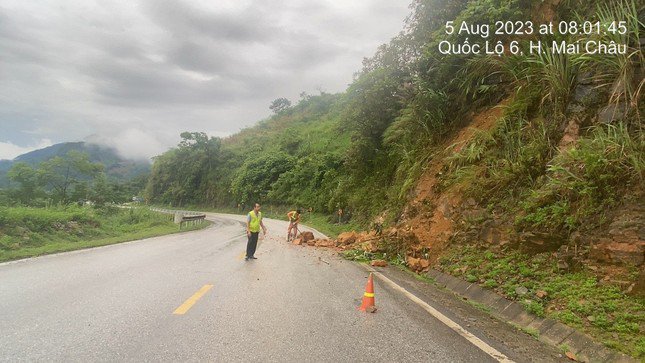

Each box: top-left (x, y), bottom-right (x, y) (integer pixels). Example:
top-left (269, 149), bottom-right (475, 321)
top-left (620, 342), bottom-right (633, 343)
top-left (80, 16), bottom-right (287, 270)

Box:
top-left (400, 97), bottom-right (511, 269)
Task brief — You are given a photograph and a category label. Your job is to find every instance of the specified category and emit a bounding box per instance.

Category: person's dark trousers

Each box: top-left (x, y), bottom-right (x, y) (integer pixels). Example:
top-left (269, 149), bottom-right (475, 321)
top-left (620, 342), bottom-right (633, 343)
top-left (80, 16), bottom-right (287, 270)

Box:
top-left (246, 232), bottom-right (259, 258)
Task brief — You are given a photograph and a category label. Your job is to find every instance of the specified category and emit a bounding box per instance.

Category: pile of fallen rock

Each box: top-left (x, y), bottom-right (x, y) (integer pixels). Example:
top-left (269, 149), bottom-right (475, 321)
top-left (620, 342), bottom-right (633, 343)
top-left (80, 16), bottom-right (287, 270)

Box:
top-left (292, 229), bottom-right (434, 272)
top-left (291, 230), bottom-right (380, 250)
top-left (291, 231), bottom-right (336, 248)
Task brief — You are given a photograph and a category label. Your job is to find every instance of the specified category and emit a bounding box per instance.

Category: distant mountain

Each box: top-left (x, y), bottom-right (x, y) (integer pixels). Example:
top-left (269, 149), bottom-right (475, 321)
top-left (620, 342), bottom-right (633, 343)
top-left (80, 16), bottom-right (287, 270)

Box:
top-left (0, 142), bottom-right (150, 187)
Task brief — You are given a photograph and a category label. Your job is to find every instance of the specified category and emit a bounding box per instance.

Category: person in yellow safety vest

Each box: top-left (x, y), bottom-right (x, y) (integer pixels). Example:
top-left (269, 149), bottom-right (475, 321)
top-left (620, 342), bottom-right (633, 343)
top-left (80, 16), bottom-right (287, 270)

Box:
top-left (245, 203), bottom-right (267, 261)
top-left (286, 209), bottom-right (302, 241)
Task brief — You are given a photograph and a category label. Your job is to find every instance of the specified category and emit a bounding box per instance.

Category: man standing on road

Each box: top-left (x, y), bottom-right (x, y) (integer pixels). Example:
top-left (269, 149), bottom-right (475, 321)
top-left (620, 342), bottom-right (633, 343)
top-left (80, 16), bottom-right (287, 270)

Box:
top-left (246, 203), bottom-right (267, 260)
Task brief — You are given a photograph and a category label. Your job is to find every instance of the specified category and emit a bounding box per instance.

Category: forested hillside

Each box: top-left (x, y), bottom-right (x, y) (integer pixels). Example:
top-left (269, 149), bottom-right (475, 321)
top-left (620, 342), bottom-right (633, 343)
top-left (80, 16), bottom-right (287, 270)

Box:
top-left (0, 142), bottom-right (149, 188)
top-left (0, 142), bottom-right (149, 206)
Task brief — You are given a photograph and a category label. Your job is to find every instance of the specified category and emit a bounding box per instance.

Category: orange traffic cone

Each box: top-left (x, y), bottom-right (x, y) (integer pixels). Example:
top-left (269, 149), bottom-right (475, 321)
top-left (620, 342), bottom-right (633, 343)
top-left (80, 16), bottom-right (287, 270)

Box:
top-left (358, 273), bottom-right (376, 312)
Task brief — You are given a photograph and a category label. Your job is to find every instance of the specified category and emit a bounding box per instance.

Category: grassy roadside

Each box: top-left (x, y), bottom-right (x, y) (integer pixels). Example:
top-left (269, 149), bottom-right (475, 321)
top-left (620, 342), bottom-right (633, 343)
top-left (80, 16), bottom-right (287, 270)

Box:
top-left (437, 245), bottom-right (644, 358)
top-left (0, 205), bottom-right (211, 263)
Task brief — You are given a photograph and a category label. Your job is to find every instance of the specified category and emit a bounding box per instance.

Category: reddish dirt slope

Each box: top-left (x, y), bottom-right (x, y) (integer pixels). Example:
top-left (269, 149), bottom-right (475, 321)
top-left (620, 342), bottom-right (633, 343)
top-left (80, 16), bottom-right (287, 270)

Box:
top-left (399, 97), bottom-right (511, 270)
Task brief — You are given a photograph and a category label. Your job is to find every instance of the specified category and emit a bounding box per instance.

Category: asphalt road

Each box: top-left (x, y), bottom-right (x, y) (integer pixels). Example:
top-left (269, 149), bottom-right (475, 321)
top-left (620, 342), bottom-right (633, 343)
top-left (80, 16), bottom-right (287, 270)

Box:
top-left (0, 213), bottom-right (565, 362)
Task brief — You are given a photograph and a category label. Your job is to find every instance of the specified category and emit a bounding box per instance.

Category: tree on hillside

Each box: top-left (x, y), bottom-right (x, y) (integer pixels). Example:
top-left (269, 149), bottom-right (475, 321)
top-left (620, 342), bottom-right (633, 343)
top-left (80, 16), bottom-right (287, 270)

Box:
top-left (269, 98), bottom-right (292, 114)
top-left (69, 181), bottom-right (91, 203)
top-left (267, 153), bottom-right (343, 211)
top-left (37, 150), bottom-right (104, 203)
top-left (344, 66), bottom-right (408, 178)
top-left (90, 173), bottom-right (111, 206)
top-left (179, 131), bottom-right (209, 148)
top-left (145, 132), bottom-right (222, 206)
top-left (230, 152), bottom-right (294, 205)
top-left (125, 173), bottom-right (149, 198)
top-left (7, 162), bottom-right (41, 204)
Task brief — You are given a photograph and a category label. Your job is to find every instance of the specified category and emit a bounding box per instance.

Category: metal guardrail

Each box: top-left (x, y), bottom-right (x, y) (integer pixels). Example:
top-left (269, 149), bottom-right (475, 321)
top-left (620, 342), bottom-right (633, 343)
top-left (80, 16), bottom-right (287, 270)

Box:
top-left (150, 207), bottom-right (207, 230)
top-left (150, 208), bottom-right (204, 216)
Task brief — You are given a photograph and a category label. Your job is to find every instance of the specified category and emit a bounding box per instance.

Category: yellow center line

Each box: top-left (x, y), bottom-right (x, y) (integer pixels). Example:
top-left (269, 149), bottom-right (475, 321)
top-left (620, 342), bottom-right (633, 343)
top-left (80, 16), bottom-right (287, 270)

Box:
top-left (173, 284), bottom-right (213, 315)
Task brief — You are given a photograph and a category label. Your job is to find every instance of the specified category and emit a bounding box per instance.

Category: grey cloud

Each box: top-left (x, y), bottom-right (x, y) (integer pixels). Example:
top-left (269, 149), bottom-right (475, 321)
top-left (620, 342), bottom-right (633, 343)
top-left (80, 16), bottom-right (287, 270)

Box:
top-left (85, 60), bottom-right (239, 106)
top-left (142, 0), bottom-right (275, 43)
top-left (143, 0), bottom-right (348, 73)
top-left (0, 18), bottom-right (51, 65)
top-left (166, 40), bottom-right (232, 74)
top-left (278, 36), bottom-right (346, 71)
top-left (100, 35), bottom-right (145, 61)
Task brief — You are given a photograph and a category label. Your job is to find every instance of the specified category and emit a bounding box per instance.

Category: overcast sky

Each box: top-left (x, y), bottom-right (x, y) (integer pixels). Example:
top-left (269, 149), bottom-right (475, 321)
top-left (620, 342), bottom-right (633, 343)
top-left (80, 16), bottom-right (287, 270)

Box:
top-left (0, 0), bottom-right (411, 161)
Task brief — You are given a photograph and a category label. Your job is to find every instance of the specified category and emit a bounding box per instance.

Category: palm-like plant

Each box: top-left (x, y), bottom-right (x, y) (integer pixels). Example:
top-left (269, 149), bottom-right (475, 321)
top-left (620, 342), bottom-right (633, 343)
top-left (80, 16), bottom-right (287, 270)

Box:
top-left (579, 0), bottom-right (643, 115)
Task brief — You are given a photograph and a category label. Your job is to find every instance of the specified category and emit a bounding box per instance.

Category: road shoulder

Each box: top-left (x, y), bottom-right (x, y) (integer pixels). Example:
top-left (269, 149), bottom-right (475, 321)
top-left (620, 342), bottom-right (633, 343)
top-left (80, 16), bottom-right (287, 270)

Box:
top-left (356, 263), bottom-right (569, 362)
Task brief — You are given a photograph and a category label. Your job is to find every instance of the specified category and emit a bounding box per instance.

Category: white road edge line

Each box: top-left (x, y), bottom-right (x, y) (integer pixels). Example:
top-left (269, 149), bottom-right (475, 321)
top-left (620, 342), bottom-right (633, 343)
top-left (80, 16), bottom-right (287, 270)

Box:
top-left (367, 268), bottom-right (515, 363)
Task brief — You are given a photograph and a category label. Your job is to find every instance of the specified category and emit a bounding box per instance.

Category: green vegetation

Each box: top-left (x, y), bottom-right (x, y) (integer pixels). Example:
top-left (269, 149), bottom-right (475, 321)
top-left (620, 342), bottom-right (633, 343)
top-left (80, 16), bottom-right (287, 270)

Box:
top-left (438, 245), bottom-right (644, 357)
top-left (0, 142), bottom-right (181, 263)
top-left (0, 141), bottom-right (193, 262)
top-left (145, 94), bottom-right (354, 217)
top-left (0, 141), bottom-right (150, 189)
top-left (518, 123), bottom-right (644, 233)
top-left (1, 149), bottom-right (147, 207)
top-left (440, 0), bottom-right (643, 238)
top-left (342, 249), bottom-right (377, 264)
top-left (0, 205), bottom-right (209, 262)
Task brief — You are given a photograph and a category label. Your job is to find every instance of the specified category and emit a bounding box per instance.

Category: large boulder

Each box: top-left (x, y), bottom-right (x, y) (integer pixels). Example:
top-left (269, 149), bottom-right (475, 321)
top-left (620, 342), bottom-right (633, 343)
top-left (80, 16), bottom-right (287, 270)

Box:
top-left (589, 240), bottom-right (644, 266)
top-left (299, 231), bottom-right (315, 242)
top-left (406, 256), bottom-right (430, 272)
top-left (337, 231), bottom-right (359, 245)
